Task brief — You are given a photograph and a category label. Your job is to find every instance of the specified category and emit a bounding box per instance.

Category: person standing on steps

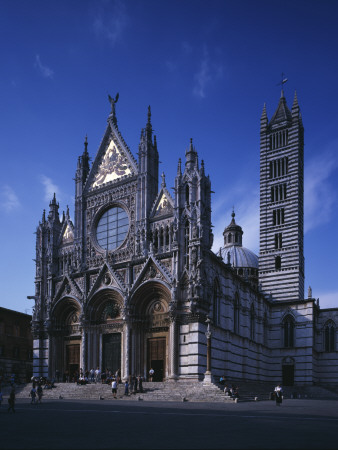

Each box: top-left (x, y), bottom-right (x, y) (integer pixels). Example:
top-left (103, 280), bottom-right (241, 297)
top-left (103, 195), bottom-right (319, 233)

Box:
top-left (111, 378), bottom-right (117, 398)
top-left (124, 380), bottom-right (129, 396)
top-left (274, 384), bottom-right (283, 406)
top-left (149, 368), bottom-right (154, 382)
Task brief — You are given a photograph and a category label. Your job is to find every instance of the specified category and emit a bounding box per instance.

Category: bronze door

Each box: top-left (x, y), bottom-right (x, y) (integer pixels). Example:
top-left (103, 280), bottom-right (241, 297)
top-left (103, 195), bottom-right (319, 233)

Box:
top-left (66, 344), bottom-right (80, 378)
top-left (102, 333), bottom-right (121, 373)
top-left (148, 337), bottom-right (166, 381)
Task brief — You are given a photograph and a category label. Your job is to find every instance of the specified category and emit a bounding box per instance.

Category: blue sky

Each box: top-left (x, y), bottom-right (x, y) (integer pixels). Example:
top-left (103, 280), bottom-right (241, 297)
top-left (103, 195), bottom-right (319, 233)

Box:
top-left (1, 0), bottom-right (337, 313)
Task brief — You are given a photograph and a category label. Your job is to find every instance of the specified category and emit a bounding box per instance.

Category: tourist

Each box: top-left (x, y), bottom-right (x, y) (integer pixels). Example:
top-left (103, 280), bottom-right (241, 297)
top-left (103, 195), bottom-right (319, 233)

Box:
top-left (55, 369), bottom-right (60, 383)
top-left (149, 368), bottom-right (154, 382)
top-left (274, 384), bottom-right (283, 406)
top-left (90, 368), bottom-right (95, 383)
top-left (220, 375), bottom-right (226, 385)
top-left (112, 378), bottom-right (117, 398)
top-left (8, 388), bottom-right (15, 413)
top-left (30, 386), bottom-right (37, 404)
top-left (37, 384), bottom-right (43, 403)
top-left (124, 380), bottom-right (129, 396)
top-left (137, 375), bottom-right (143, 393)
top-left (95, 367), bottom-right (100, 383)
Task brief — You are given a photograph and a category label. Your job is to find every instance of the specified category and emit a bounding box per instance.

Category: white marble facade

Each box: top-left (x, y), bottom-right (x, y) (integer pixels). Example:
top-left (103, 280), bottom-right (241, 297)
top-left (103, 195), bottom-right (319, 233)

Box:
top-left (31, 95), bottom-right (338, 386)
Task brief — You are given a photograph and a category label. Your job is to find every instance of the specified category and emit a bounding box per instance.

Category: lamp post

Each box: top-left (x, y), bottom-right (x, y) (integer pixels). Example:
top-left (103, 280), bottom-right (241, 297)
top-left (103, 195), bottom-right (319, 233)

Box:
top-left (204, 316), bottom-right (213, 383)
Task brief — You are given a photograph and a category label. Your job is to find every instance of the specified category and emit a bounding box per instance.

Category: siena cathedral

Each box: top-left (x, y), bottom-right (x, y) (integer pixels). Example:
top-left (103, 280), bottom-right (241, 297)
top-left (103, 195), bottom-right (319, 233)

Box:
top-left (31, 91), bottom-right (338, 387)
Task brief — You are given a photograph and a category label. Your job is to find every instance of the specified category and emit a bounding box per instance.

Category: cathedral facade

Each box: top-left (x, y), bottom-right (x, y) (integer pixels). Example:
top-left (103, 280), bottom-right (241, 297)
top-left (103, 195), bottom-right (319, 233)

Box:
top-left (31, 92), bottom-right (338, 386)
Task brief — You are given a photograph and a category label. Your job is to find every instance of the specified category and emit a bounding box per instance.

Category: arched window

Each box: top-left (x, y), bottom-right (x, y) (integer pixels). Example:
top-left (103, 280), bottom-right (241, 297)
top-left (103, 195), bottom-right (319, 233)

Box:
top-left (184, 221), bottom-right (190, 268)
top-left (185, 185), bottom-right (190, 204)
top-left (213, 280), bottom-right (220, 326)
top-left (228, 234), bottom-right (232, 243)
top-left (324, 321), bottom-right (335, 352)
top-left (250, 304), bottom-right (255, 341)
top-left (234, 293), bottom-right (240, 334)
top-left (283, 315), bottom-right (295, 348)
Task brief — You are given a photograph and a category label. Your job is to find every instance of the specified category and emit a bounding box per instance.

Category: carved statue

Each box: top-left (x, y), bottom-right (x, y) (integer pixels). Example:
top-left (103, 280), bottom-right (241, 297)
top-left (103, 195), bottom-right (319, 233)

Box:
top-left (108, 92), bottom-right (119, 116)
top-left (308, 286), bottom-right (312, 298)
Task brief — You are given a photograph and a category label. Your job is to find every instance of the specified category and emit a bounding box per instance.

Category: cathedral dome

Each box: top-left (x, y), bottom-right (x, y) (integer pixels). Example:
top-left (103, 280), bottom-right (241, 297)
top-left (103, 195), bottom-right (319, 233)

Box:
top-left (219, 245), bottom-right (258, 269)
top-left (218, 211), bottom-right (258, 285)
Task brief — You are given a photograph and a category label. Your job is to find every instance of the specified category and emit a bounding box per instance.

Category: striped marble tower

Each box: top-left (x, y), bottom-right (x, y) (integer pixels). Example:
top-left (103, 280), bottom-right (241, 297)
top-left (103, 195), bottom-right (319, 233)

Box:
top-left (259, 90), bottom-right (304, 302)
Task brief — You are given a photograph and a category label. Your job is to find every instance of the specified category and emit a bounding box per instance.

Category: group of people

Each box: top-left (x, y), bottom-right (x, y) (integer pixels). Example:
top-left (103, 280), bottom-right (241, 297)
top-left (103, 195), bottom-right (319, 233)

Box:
top-left (29, 382), bottom-right (43, 404)
top-left (223, 384), bottom-right (240, 399)
top-left (112, 374), bottom-right (144, 398)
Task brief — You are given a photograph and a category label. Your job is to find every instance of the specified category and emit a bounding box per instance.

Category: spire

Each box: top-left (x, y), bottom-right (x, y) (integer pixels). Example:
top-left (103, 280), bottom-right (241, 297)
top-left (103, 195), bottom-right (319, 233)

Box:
top-left (292, 90), bottom-right (300, 119)
top-left (161, 172), bottom-right (166, 188)
top-left (177, 158), bottom-right (182, 176)
top-left (260, 103), bottom-right (268, 130)
top-left (185, 138), bottom-right (198, 171)
top-left (42, 209), bottom-right (46, 224)
top-left (146, 105), bottom-right (152, 136)
top-left (48, 193), bottom-right (59, 222)
top-left (200, 159), bottom-right (205, 176)
top-left (269, 93), bottom-right (292, 128)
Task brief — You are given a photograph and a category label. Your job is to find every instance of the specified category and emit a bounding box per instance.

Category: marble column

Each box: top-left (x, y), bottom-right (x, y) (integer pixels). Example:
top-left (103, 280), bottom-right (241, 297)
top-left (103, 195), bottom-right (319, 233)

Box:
top-left (169, 319), bottom-right (178, 379)
top-left (123, 322), bottom-right (130, 381)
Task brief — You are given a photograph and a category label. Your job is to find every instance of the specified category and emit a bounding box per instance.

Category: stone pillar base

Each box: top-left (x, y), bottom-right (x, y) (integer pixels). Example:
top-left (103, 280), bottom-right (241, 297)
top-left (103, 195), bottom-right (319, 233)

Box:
top-left (203, 372), bottom-right (213, 384)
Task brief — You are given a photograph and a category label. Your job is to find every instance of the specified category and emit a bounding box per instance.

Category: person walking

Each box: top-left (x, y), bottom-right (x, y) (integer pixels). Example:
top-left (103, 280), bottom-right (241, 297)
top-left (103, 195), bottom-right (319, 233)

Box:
top-left (8, 388), bottom-right (15, 413)
top-left (274, 384), bottom-right (283, 406)
top-left (111, 378), bottom-right (117, 398)
top-left (124, 380), bottom-right (129, 396)
top-left (37, 384), bottom-right (43, 403)
top-left (30, 386), bottom-right (37, 404)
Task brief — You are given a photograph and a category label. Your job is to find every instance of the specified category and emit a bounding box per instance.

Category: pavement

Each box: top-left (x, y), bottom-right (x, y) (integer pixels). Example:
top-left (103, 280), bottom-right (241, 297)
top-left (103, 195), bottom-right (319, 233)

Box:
top-left (1, 397), bottom-right (338, 449)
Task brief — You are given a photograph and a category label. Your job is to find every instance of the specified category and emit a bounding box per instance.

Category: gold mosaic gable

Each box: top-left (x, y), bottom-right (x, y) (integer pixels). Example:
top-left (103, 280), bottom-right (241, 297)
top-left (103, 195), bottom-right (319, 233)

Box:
top-left (62, 223), bottom-right (74, 243)
top-left (155, 193), bottom-right (172, 216)
top-left (92, 138), bottom-right (132, 187)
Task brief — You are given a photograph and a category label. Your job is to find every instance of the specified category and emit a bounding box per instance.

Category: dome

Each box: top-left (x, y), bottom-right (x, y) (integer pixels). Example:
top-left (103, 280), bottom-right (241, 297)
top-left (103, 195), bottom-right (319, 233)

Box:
top-left (219, 245), bottom-right (258, 269)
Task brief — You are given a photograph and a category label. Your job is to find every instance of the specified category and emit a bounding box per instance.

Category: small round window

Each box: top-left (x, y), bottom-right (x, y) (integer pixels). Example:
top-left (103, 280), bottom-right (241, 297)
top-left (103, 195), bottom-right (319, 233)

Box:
top-left (96, 206), bottom-right (129, 251)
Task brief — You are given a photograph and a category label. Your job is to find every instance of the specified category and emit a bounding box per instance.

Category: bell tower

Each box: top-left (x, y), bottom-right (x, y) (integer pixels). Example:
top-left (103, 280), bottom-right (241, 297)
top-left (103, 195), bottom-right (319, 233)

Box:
top-left (259, 90), bottom-right (304, 301)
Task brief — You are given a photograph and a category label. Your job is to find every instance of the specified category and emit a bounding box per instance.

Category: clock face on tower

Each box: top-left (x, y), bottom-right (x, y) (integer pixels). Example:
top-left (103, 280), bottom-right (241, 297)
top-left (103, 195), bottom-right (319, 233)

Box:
top-left (95, 206), bottom-right (129, 251)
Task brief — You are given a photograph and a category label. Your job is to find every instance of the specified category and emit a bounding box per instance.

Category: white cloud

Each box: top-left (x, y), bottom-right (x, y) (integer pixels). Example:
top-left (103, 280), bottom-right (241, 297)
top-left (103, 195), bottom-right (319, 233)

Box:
top-left (93, 0), bottom-right (128, 47)
top-left (304, 147), bottom-right (338, 233)
top-left (193, 46), bottom-right (223, 99)
top-left (212, 182), bottom-right (259, 255)
top-left (34, 55), bottom-right (54, 79)
top-left (0, 185), bottom-right (20, 212)
top-left (40, 175), bottom-right (61, 203)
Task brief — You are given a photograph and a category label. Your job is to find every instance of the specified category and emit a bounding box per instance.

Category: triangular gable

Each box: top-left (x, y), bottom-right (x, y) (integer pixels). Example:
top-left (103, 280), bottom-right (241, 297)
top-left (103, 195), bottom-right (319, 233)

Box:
top-left (150, 187), bottom-right (174, 219)
top-left (131, 255), bottom-right (173, 294)
top-left (58, 218), bottom-right (74, 246)
top-left (54, 275), bottom-right (83, 303)
top-left (87, 262), bottom-right (126, 300)
top-left (86, 121), bottom-right (138, 191)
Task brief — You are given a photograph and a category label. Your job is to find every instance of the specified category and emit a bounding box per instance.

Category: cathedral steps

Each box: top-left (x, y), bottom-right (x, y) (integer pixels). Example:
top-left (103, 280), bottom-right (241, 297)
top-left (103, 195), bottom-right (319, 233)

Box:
top-left (5, 381), bottom-right (234, 403)
top-left (5, 381), bottom-right (338, 402)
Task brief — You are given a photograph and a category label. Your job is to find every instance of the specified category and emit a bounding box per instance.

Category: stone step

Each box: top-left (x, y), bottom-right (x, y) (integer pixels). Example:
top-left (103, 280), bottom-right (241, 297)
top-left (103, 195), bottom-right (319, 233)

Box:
top-left (5, 381), bottom-right (234, 403)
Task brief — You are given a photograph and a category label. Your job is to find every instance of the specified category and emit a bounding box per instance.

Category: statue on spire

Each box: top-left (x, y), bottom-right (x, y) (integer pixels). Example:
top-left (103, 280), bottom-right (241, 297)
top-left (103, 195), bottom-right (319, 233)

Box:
top-left (108, 93), bottom-right (119, 124)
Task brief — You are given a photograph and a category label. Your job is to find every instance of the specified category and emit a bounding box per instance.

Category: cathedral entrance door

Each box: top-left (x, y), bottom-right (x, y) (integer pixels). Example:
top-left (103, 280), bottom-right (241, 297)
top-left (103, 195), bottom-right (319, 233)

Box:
top-left (147, 337), bottom-right (166, 381)
top-left (102, 333), bottom-right (121, 373)
top-left (282, 364), bottom-right (294, 386)
top-left (66, 344), bottom-right (80, 379)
